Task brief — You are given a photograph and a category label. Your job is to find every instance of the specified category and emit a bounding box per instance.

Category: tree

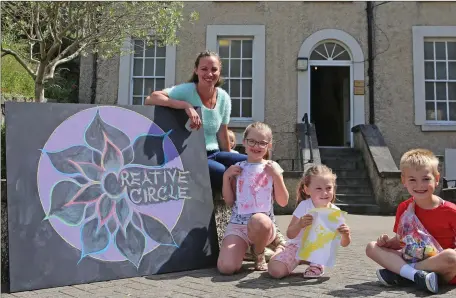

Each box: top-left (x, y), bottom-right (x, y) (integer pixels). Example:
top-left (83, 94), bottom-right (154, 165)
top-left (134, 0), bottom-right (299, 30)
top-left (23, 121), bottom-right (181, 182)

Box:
top-left (1, 1), bottom-right (198, 102)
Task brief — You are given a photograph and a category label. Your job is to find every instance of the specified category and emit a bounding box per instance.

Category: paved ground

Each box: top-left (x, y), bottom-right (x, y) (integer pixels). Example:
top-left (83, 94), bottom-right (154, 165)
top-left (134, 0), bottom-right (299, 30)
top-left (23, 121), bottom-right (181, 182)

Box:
top-left (2, 215), bottom-right (456, 298)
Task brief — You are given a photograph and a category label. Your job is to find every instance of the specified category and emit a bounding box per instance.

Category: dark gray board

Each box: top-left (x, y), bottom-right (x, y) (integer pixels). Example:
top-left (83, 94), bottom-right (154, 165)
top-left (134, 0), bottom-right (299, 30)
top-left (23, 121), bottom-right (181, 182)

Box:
top-left (5, 102), bottom-right (218, 292)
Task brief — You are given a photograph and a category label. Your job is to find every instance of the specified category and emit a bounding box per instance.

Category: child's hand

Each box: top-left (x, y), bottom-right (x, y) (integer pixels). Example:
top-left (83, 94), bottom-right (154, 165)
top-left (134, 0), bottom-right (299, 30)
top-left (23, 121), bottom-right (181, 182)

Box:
top-left (299, 214), bottom-right (313, 228)
top-left (337, 224), bottom-right (350, 235)
top-left (224, 165), bottom-right (242, 179)
top-left (376, 234), bottom-right (390, 247)
top-left (264, 161), bottom-right (282, 178)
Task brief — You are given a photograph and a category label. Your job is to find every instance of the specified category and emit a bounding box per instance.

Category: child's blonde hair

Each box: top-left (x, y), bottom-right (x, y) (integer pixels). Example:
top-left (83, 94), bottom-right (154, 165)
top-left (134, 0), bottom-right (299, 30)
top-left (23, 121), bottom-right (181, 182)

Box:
top-left (227, 129), bottom-right (236, 149)
top-left (399, 149), bottom-right (440, 177)
top-left (296, 164), bottom-right (337, 206)
top-left (243, 122), bottom-right (272, 160)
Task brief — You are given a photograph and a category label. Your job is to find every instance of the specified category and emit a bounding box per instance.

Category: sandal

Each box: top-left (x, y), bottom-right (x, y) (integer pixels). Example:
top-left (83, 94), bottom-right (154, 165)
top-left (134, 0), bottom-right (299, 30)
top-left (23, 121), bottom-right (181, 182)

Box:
top-left (303, 264), bottom-right (325, 278)
top-left (251, 246), bottom-right (268, 271)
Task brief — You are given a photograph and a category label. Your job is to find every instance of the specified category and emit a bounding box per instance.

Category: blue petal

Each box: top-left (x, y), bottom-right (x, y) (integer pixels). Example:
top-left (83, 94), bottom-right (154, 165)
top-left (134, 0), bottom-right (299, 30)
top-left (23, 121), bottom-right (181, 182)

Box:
top-left (114, 222), bottom-right (145, 268)
top-left (44, 146), bottom-right (93, 175)
top-left (140, 213), bottom-right (177, 247)
top-left (84, 110), bottom-right (131, 152)
top-left (130, 131), bottom-right (172, 167)
top-left (79, 218), bottom-right (110, 261)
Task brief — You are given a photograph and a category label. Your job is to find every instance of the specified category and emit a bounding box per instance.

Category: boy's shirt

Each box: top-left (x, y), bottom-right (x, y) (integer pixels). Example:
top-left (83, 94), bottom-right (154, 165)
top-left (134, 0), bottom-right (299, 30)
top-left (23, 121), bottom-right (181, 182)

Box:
top-left (393, 197), bottom-right (456, 249)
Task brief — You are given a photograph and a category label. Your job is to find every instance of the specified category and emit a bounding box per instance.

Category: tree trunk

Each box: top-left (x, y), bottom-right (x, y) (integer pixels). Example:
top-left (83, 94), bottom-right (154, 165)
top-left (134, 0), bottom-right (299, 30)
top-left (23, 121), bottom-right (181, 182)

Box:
top-left (35, 62), bottom-right (47, 103)
top-left (34, 82), bottom-right (45, 103)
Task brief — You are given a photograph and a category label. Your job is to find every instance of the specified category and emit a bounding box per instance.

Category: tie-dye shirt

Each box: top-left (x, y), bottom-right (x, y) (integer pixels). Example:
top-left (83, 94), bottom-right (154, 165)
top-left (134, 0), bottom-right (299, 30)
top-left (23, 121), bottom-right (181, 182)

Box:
top-left (229, 161), bottom-right (283, 225)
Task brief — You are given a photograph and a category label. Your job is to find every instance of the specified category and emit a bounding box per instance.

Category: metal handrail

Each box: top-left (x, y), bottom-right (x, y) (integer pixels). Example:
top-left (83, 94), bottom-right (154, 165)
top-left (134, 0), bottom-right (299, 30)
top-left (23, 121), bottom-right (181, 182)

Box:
top-left (302, 113), bottom-right (314, 163)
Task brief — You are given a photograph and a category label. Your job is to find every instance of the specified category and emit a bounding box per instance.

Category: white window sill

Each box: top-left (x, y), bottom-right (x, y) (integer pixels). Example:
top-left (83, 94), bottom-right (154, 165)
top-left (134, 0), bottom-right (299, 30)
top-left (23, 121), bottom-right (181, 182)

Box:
top-left (229, 120), bottom-right (255, 128)
top-left (421, 124), bottom-right (456, 131)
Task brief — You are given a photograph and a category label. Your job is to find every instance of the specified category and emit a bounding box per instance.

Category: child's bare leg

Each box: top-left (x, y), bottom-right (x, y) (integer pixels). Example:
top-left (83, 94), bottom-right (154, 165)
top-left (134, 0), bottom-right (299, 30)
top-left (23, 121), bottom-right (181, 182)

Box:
top-left (365, 241), bottom-right (407, 274)
top-left (247, 213), bottom-right (274, 254)
top-left (247, 213), bottom-right (274, 270)
top-left (217, 235), bottom-right (248, 275)
top-left (366, 241), bottom-right (439, 293)
top-left (414, 249), bottom-right (456, 283)
top-left (268, 260), bottom-right (289, 279)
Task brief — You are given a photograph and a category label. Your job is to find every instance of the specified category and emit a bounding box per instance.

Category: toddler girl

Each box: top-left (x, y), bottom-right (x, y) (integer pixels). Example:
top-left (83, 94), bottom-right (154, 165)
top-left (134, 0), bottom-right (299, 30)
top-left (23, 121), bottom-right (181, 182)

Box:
top-left (228, 129), bottom-right (239, 153)
top-left (217, 122), bottom-right (289, 274)
top-left (268, 165), bottom-right (351, 279)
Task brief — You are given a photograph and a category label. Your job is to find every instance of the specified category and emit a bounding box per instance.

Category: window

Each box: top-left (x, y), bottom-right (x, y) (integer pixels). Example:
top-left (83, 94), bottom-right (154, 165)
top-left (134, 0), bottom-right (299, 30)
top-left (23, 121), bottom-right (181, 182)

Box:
top-left (218, 38), bottom-right (253, 118)
top-left (131, 40), bottom-right (167, 105)
top-left (310, 41), bottom-right (351, 61)
top-left (207, 25), bottom-right (265, 126)
top-left (413, 26), bottom-right (456, 131)
top-left (423, 40), bottom-right (456, 121)
top-left (117, 38), bottom-right (176, 106)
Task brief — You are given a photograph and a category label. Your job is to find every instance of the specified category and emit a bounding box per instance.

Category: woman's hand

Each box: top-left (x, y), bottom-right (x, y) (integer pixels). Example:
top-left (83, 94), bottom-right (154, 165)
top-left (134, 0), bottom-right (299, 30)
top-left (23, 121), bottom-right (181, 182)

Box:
top-left (185, 105), bottom-right (202, 130)
top-left (299, 214), bottom-right (313, 228)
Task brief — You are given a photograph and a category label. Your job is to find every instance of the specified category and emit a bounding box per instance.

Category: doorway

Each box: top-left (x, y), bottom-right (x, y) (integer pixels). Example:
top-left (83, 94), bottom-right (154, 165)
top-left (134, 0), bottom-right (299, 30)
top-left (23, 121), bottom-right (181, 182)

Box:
top-left (310, 65), bottom-right (351, 147)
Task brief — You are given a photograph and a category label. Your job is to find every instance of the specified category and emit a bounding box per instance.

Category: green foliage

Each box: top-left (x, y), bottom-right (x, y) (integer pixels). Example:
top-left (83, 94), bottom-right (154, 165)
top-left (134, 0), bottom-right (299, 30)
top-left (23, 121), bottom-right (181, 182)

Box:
top-left (1, 1), bottom-right (198, 101)
top-left (1, 55), bottom-right (35, 97)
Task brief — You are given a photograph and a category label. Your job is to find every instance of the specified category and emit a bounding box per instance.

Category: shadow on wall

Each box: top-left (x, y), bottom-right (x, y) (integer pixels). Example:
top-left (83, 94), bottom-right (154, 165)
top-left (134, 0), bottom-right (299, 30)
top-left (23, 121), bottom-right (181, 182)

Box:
top-left (152, 223), bottom-right (219, 276)
top-left (151, 107), bottom-right (193, 157)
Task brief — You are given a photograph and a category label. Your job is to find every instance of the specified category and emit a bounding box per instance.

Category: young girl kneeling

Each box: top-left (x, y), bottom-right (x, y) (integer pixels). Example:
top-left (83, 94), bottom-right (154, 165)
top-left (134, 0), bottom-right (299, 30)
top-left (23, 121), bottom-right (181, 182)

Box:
top-left (268, 165), bottom-right (351, 279)
top-left (217, 122), bottom-right (289, 274)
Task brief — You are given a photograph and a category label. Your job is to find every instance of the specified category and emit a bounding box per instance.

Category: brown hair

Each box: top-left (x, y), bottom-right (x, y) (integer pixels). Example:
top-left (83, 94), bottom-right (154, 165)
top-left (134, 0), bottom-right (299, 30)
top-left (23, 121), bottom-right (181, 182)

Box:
top-left (296, 164), bottom-right (337, 206)
top-left (188, 51), bottom-right (224, 87)
top-left (243, 122), bottom-right (273, 160)
top-left (399, 148), bottom-right (440, 177)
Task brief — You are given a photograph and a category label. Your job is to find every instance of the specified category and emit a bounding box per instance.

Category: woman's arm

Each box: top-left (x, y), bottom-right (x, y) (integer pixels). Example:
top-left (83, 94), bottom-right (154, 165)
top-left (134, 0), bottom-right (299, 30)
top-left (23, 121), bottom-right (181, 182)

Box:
top-left (145, 91), bottom-right (191, 109)
top-left (146, 90), bottom-right (201, 129)
top-left (218, 124), bottom-right (231, 152)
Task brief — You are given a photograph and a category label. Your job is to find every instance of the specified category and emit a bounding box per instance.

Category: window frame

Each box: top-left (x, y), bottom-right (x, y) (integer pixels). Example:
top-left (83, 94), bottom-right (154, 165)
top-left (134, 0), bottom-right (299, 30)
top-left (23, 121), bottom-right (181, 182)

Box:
top-left (117, 37), bottom-right (176, 106)
top-left (206, 25), bottom-right (265, 127)
top-left (412, 26), bottom-right (456, 131)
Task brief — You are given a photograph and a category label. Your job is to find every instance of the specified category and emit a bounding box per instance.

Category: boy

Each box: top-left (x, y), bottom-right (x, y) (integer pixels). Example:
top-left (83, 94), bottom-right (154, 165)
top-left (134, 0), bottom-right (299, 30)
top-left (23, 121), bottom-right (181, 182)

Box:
top-left (366, 149), bottom-right (456, 294)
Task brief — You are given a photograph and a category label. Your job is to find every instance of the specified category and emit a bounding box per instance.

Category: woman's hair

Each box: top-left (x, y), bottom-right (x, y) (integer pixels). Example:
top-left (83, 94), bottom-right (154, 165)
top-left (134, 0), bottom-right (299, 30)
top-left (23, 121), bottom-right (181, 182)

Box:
top-left (243, 122), bottom-right (272, 160)
top-left (188, 51), bottom-right (224, 87)
top-left (296, 164), bottom-right (337, 206)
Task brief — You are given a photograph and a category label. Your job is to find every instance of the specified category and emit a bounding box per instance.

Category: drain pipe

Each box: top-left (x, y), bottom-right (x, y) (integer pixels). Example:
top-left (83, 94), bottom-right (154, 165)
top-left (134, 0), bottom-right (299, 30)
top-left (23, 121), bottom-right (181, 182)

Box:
top-left (366, 1), bottom-right (375, 124)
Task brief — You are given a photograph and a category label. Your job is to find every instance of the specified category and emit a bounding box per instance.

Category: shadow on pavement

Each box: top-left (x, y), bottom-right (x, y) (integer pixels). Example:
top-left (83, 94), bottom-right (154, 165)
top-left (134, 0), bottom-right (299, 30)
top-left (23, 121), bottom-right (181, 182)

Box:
top-left (325, 281), bottom-right (455, 297)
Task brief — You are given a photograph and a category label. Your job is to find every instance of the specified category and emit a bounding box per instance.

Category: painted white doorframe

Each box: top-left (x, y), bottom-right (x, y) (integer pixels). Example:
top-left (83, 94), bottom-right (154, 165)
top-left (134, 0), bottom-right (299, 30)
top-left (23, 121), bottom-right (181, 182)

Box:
top-left (297, 29), bottom-right (365, 147)
top-left (308, 61), bottom-right (353, 146)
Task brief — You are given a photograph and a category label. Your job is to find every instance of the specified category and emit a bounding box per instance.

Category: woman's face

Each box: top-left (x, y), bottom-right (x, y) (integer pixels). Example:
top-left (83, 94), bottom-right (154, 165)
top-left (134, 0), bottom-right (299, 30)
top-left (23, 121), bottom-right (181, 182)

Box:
top-left (195, 56), bottom-right (221, 87)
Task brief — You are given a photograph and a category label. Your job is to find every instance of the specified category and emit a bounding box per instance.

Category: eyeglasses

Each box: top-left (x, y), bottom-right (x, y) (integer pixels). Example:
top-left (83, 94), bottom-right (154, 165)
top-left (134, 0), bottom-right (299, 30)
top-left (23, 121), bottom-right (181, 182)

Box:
top-left (245, 138), bottom-right (269, 149)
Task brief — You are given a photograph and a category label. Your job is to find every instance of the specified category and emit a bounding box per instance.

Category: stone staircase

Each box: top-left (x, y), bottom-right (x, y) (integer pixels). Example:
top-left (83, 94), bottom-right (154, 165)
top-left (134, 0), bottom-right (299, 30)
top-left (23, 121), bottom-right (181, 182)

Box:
top-left (319, 147), bottom-right (381, 214)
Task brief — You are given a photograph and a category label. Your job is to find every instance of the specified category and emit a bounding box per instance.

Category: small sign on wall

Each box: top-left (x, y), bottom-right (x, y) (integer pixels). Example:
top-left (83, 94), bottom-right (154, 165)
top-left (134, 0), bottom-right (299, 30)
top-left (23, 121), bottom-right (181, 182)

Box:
top-left (354, 80), bottom-right (365, 95)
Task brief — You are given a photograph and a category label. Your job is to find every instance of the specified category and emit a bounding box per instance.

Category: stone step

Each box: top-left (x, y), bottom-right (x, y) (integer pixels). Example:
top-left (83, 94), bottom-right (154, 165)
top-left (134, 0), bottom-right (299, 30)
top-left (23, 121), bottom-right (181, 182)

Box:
top-left (335, 203), bottom-right (382, 215)
top-left (332, 169), bottom-right (368, 178)
top-left (337, 177), bottom-right (371, 186)
top-left (335, 194), bottom-right (377, 204)
top-left (337, 185), bottom-right (373, 195)
top-left (322, 159), bottom-right (366, 171)
top-left (319, 147), bottom-right (360, 157)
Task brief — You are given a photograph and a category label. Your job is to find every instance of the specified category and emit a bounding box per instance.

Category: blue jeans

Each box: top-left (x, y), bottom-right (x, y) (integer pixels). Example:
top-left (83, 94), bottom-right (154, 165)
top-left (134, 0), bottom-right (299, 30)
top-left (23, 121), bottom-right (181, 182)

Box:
top-left (207, 150), bottom-right (247, 192)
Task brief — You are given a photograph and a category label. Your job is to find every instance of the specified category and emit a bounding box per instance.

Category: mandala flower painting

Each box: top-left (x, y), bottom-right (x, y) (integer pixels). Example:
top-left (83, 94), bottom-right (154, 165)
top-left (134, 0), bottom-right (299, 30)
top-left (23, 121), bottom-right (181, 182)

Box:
top-left (38, 106), bottom-right (189, 268)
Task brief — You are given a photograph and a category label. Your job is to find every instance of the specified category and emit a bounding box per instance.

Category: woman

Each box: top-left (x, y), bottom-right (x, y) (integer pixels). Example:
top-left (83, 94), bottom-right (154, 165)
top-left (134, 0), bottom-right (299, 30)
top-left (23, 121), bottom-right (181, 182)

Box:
top-left (145, 51), bottom-right (247, 191)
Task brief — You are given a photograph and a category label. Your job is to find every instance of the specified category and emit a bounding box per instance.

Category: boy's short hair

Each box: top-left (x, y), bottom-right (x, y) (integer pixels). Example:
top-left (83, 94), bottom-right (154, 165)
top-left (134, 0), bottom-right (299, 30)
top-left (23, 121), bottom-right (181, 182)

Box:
top-left (399, 149), bottom-right (439, 176)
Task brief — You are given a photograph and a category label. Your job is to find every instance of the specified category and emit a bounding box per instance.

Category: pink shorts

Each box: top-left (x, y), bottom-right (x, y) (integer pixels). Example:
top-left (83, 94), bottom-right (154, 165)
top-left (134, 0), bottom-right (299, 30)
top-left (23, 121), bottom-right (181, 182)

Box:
top-left (270, 242), bottom-right (301, 273)
top-left (223, 223), bottom-right (276, 246)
